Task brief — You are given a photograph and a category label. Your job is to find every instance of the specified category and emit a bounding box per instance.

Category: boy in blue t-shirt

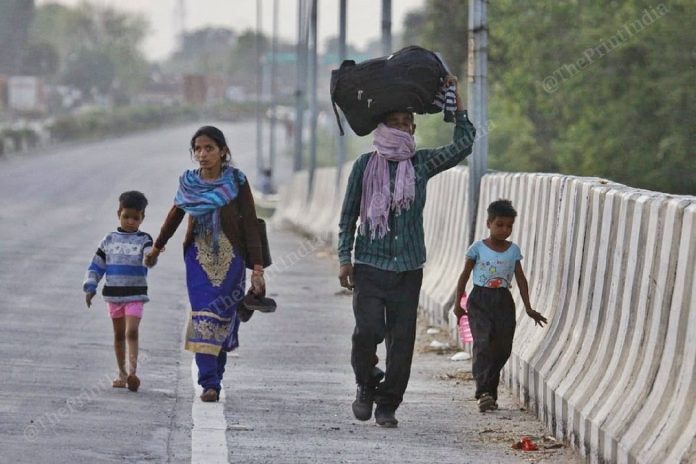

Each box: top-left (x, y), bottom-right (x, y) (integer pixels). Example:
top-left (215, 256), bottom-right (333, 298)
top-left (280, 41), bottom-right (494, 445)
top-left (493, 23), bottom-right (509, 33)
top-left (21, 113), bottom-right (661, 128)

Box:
top-left (455, 199), bottom-right (547, 412)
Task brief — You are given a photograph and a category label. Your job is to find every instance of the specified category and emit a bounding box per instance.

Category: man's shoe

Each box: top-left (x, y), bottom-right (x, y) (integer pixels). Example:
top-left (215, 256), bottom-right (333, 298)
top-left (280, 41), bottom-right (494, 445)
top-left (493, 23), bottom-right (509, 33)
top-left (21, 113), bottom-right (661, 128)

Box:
top-left (478, 393), bottom-right (496, 412)
top-left (352, 384), bottom-right (374, 421)
top-left (374, 404), bottom-right (398, 428)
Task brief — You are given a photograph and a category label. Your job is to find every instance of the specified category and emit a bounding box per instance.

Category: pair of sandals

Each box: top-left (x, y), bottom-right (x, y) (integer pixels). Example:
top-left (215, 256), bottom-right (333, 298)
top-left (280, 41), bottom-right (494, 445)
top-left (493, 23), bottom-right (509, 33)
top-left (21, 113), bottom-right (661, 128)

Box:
top-left (112, 374), bottom-right (140, 392)
top-left (237, 289), bottom-right (277, 322)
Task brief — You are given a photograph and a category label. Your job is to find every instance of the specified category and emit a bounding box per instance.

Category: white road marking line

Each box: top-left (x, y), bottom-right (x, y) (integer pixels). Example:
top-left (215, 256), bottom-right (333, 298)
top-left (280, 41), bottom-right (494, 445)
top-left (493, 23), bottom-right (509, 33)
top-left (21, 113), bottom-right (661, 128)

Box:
top-left (191, 358), bottom-right (228, 464)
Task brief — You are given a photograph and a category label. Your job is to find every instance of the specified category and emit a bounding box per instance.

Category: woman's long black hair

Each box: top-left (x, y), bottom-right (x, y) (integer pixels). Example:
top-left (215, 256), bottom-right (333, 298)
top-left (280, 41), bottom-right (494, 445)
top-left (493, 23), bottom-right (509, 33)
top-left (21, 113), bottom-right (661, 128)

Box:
top-left (190, 125), bottom-right (232, 167)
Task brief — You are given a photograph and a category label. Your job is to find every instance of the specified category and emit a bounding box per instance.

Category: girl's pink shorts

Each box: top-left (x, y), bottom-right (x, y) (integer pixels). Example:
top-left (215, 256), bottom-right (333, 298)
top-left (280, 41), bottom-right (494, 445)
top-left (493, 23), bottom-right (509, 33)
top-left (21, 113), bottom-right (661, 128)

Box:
top-left (107, 301), bottom-right (144, 319)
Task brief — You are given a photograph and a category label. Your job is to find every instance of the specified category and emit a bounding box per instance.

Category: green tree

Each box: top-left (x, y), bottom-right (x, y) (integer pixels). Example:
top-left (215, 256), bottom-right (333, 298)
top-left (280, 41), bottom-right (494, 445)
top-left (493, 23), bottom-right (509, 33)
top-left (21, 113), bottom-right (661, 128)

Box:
top-left (63, 49), bottom-right (115, 95)
top-left (227, 30), bottom-right (269, 91)
top-left (30, 2), bottom-right (150, 97)
top-left (410, 0), bottom-right (469, 79)
top-left (401, 1), bottom-right (470, 151)
top-left (28, 3), bottom-right (81, 65)
top-left (20, 40), bottom-right (59, 76)
top-left (408, 0), bottom-right (695, 194)
top-left (488, 0), bottom-right (695, 194)
top-left (166, 27), bottom-right (237, 75)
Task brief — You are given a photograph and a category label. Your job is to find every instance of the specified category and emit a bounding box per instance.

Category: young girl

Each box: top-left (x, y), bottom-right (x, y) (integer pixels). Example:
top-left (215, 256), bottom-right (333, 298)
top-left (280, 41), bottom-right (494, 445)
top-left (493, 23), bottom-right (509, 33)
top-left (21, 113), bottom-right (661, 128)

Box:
top-left (83, 191), bottom-right (155, 392)
top-left (145, 126), bottom-right (265, 403)
top-left (454, 199), bottom-right (547, 412)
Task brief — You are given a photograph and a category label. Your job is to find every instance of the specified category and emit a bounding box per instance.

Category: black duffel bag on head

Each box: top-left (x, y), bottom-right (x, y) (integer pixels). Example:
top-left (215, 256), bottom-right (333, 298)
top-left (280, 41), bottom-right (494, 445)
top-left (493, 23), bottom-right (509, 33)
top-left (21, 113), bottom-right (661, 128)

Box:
top-left (330, 45), bottom-right (449, 136)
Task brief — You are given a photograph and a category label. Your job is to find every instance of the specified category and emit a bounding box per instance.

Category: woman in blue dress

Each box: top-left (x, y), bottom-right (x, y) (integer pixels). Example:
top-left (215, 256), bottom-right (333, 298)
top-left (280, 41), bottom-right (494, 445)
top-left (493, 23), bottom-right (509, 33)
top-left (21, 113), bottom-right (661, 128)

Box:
top-left (146, 126), bottom-right (265, 402)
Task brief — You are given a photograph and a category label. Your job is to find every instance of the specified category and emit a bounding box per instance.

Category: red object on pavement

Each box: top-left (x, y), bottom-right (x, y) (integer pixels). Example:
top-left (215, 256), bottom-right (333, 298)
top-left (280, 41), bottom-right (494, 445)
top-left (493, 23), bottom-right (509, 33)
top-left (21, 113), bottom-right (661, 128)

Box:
top-left (512, 437), bottom-right (539, 451)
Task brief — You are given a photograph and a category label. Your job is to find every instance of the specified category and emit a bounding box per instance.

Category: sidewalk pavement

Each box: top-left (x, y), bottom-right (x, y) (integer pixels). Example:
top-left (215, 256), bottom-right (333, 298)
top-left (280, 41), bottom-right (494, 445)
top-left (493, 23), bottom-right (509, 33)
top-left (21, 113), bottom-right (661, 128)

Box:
top-left (212, 223), bottom-right (582, 464)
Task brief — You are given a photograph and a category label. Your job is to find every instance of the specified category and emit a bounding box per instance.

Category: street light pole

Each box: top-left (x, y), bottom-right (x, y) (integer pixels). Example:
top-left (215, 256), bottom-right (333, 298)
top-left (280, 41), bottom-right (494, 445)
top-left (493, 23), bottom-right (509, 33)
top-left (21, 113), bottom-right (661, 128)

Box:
top-left (293, 0), bottom-right (307, 172)
top-left (381, 0), bottom-right (392, 55)
top-left (268, 0), bottom-right (278, 189)
top-left (308, 0), bottom-right (318, 196)
top-left (336, 0), bottom-right (348, 183)
top-left (466, 0), bottom-right (488, 244)
top-left (255, 0), bottom-right (264, 176)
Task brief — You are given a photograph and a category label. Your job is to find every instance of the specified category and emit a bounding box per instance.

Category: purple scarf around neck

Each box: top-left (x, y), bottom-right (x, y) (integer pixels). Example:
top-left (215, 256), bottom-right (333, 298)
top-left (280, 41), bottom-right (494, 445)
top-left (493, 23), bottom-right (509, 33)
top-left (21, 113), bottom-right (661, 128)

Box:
top-left (359, 123), bottom-right (416, 240)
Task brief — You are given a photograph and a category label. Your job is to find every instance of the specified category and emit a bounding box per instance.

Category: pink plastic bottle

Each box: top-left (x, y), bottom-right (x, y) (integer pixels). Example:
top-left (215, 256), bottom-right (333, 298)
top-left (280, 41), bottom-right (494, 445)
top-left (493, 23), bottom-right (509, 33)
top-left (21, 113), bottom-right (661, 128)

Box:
top-left (458, 293), bottom-right (473, 344)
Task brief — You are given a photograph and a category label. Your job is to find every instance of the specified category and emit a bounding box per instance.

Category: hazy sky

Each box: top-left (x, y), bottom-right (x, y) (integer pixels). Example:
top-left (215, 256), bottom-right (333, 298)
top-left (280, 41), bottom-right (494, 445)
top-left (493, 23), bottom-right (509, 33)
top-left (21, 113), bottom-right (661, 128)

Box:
top-left (36, 0), bottom-right (426, 61)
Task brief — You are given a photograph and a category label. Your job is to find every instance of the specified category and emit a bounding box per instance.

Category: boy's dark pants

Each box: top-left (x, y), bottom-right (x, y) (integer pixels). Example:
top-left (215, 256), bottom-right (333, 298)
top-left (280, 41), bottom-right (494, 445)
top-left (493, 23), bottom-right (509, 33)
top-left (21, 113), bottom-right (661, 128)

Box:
top-left (467, 286), bottom-right (517, 400)
top-left (351, 264), bottom-right (423, 409)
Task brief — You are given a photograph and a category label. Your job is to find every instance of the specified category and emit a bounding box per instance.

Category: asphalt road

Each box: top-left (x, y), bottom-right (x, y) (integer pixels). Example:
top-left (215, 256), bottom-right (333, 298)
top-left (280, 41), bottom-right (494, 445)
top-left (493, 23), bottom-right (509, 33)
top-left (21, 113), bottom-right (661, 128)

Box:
top-left (0, 122), bottom-right (581, 463)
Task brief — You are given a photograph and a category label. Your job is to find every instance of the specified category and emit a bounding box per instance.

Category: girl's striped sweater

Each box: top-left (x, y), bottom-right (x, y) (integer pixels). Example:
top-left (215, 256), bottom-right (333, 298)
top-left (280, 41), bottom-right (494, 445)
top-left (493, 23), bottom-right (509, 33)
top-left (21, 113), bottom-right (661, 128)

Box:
top-left (83, 228), bottom-right (153, 303)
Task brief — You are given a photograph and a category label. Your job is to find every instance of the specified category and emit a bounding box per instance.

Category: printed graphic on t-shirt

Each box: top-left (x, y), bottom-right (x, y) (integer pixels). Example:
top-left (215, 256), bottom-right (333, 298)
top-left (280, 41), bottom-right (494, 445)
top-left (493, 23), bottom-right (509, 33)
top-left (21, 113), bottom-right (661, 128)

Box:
top-left (466, 240), bottom-right (522, 289)
top-left (476, 261), bottom-right (510, 288)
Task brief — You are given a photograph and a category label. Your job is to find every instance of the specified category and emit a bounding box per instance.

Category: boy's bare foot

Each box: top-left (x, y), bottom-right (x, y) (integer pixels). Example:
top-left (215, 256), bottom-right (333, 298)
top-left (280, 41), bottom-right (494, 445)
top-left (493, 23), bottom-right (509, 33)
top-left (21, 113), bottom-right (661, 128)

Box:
top-left (126, 374), bottom-right (140, 392)
top-left (112, 372), bottom-right (128, 388)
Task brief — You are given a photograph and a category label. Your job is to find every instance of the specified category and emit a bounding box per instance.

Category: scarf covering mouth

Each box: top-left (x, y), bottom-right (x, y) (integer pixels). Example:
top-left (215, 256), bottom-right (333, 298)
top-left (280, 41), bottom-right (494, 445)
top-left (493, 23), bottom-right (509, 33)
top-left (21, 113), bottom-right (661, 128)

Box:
top-left (359, 123), bottom-right (417, 240)
top-left (175, 166), bottom-right (245, 252)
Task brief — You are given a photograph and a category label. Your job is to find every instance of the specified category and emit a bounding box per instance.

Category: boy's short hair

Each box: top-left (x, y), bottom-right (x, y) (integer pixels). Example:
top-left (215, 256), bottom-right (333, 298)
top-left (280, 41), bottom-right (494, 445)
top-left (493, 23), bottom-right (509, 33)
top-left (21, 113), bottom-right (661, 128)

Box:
top-left (487, 199), bottom-right (516, 221)
top-left (119, 191), bottom-right (148, 212)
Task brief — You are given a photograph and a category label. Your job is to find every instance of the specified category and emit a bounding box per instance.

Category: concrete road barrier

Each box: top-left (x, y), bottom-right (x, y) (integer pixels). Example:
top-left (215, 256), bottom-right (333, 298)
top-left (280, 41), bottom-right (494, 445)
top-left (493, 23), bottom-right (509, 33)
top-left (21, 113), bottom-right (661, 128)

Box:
top-left (274, 165), bottom-right (350, 247)
top-left (421, 166), bottom-right (471, 327)
top-left (273, 170), bottom-right (309, 228)
top-left (274, 165), bottom-right (696, 463)
top-left (301, 167), bottom-right (338, 240)
top-left (471, 172), bottom-right (696, 464)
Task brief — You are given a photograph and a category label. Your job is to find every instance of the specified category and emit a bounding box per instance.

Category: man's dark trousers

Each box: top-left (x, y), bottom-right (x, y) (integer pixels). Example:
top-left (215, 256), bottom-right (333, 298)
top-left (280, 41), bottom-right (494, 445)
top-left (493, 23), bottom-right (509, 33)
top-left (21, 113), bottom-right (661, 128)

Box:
top-left (351, 263), bottom-right (424, 409)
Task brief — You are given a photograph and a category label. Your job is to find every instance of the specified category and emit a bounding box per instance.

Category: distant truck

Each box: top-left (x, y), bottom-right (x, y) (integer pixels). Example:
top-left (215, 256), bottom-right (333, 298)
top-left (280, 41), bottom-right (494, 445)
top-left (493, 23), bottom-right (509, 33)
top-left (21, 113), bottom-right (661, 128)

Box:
top-left (8, 76), bottom-right (46, 113)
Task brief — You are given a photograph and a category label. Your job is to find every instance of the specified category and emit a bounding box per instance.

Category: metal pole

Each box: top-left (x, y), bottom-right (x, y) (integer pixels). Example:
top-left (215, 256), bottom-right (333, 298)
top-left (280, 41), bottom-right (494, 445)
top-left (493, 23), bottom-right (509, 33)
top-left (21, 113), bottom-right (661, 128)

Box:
top-left (255, 0), bottom-right (264, 175)
top-left (293, 0), bottom-right (307, 172)
top-left (381, 0), bottom-right (392, 55)
top-left (268, 0), bottom-right (278, 189)
top-left (308, 0), bottom-right (318, 196)
top-left (336, 0), bottom-right (348, 183)
top-left (466, 0), bottom-right (488, 244)
top-left (338, 0), bottom-right (347, 61)
top-left (175, 0), bottom-right (187, 38)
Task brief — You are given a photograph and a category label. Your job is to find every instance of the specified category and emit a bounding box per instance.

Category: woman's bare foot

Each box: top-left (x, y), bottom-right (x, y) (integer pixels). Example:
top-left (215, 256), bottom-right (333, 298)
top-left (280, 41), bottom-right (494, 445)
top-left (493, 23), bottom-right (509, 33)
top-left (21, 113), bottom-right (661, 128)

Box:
top-left (200, 389), bottom-right (219, 402)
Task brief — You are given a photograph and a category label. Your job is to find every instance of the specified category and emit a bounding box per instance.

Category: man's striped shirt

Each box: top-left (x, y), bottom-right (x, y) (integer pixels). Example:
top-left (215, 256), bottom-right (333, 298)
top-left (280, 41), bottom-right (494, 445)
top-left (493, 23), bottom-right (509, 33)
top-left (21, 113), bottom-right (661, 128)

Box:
top-left (338, 111), bottom-right (475, 272)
